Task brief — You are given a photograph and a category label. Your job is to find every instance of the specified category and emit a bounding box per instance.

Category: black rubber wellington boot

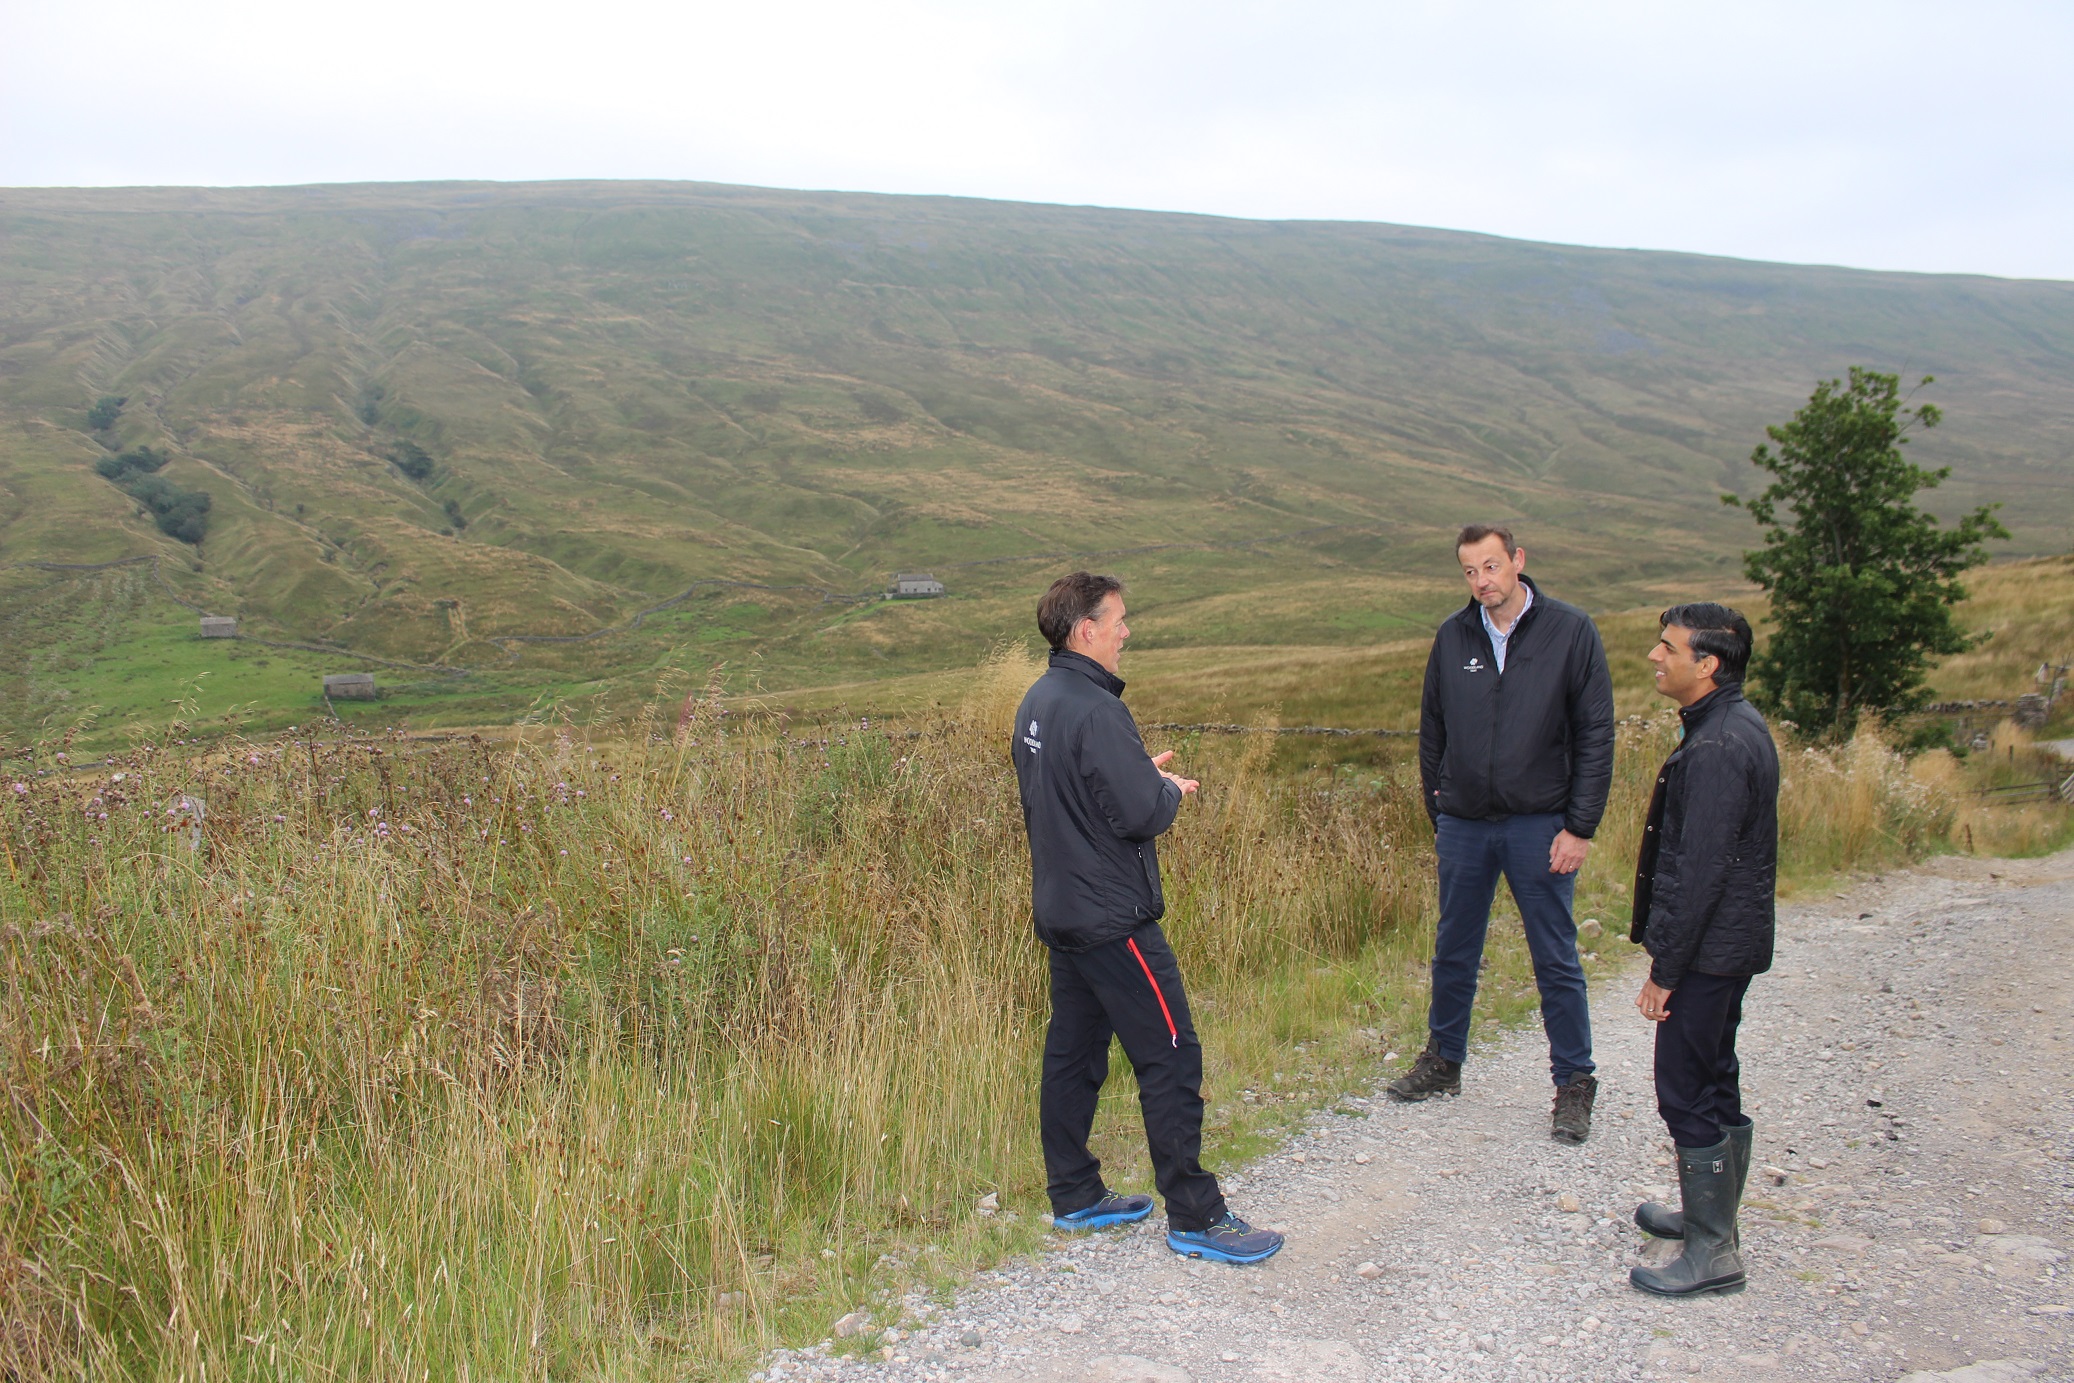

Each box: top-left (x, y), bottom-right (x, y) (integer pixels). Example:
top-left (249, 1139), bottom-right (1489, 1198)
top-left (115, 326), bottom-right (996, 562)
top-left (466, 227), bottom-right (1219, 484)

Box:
top-left (1636, 1120), bottom-right (1752, 1242)
top-left (1629, 1134), bottom-right (1746, 1297)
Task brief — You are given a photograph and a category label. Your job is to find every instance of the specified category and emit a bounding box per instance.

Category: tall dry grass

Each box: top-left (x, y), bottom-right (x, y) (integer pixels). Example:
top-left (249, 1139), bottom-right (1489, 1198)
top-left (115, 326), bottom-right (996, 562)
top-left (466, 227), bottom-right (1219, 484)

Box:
top-left (0, 652), bottom-right (2006, 1380)
top-left (1584, 711), bottom-right (1959, 917)
top-left (0, 647), bottom-right (1434, 1380)
top-left (1909, 720), bottom-right (2074, 858)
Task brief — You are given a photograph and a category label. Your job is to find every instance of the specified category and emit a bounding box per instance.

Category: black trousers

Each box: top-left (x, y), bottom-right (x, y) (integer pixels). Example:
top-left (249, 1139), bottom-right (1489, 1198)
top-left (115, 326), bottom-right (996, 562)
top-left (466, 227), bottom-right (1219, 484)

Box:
top-left (1654, 970), bottom-right (1754, 1148)
top-left (1041, 923), bottom-right (1227, 1232)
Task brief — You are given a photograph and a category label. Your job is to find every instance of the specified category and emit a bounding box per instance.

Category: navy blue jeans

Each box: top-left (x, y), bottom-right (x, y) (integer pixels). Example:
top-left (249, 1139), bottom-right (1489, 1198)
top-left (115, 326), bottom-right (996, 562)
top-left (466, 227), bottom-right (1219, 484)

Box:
top-left (1429, 812), bottom-right (1595, 1086)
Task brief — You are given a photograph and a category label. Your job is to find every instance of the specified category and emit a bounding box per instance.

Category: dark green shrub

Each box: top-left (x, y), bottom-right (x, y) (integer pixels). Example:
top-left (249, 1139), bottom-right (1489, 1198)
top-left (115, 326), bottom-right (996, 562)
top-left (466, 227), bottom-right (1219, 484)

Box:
top-left (391, 441), bottom-right (434, 481)
top-left (93, 447), bottom-right (168, 481)
top-left (89, 446), bottom-right (205, 540)
top-left (1900, 718), bottom-right (1959, 755)
top-left (443, 497), bottom-right (467, 529)
top-left (123, 474), bottom-right (212, 544)
top-left (86, 395), bottom-right (126, 431)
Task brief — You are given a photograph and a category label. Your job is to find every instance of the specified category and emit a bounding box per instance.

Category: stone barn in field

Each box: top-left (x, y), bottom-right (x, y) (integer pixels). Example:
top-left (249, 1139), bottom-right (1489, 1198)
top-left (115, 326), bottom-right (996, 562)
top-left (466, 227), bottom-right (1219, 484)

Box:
top-left (887, 572), bottom-right (946, 599)
top-left (323, 672), bottom-right (376, 701)
top-left (199, 615), bottom-right (236, 638)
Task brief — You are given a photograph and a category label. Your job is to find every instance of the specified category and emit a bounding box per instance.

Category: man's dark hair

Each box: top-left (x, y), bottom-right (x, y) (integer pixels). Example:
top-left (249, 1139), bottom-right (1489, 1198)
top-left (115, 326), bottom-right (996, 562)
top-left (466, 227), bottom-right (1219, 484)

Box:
top-left (1660, 602), bottom-right (1754, 684)
top-left (1037, 572), bottom-right (1124, 652)
top-left (1456, 523), bottom-right (1518, 556)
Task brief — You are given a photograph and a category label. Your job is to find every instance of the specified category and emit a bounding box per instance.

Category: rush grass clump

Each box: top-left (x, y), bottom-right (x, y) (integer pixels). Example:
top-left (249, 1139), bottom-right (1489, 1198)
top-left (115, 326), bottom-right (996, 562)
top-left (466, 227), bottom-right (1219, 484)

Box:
top-left (0, 649), bottom-right (1432, 1380)
top-left (1587, 711), bottom-right (1959, 903)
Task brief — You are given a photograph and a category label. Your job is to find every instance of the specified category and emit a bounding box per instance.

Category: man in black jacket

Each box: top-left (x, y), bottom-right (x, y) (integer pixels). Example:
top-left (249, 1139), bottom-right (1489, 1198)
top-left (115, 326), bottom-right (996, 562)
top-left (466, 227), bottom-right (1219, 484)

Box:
top-left (1628, 602), bottom-right (1778, 1298)
top-left (1391, 525), bottom-right (1615, 1144)
top-left (1012, 572), bottom-right (1284, 1265)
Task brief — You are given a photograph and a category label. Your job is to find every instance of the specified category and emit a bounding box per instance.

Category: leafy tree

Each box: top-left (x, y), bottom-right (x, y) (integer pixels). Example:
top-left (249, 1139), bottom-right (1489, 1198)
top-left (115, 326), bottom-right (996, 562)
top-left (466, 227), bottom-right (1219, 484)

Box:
top-left (391, 440), bottom-right (434, 481)
top-left (93, 446), bottom-right (168, 481)
top-left (86, 395), bottom-right (127, 431)
top-left (125, 474), bottom-right (212, 544)
top-left (89, 444), bottom-right (208, 543)
top-left (443, 497), bottom-right (467, 529)
top-left (1726, 367), bottom-right (2006, 734)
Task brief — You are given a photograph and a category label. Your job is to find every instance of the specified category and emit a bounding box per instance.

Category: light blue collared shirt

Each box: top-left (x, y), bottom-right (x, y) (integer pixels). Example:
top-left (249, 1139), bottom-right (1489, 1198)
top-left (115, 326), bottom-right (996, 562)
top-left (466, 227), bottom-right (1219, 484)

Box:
top-left (1480, 584), bottom-right (1533, 673)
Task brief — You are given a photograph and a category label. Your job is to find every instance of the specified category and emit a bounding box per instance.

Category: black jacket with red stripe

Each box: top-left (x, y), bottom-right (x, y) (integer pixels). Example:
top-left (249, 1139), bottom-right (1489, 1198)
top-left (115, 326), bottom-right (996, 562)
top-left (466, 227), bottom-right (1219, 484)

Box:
top-left (1012, 651), bottom-right (1182, 952)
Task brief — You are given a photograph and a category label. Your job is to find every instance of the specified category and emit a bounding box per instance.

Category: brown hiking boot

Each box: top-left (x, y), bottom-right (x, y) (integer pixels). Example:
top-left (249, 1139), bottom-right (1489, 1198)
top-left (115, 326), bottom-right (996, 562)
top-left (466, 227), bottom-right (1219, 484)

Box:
top-left (1551, 1074), bottom-right (1597, 1144)
top-left (1386, 1046), bottom-right (1462, 1102)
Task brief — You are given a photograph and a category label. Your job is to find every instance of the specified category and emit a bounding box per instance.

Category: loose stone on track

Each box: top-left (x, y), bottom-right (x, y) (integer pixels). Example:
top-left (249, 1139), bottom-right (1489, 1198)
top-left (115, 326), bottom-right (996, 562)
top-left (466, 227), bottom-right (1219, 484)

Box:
top-left (752, 849), bottom-right (2074, 1382)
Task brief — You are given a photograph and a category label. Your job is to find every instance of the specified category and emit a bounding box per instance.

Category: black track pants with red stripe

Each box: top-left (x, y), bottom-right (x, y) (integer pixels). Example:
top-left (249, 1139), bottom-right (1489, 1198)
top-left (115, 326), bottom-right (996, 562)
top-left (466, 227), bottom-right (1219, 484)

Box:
top-left (1041, 922), bottom-right (1228, 1232)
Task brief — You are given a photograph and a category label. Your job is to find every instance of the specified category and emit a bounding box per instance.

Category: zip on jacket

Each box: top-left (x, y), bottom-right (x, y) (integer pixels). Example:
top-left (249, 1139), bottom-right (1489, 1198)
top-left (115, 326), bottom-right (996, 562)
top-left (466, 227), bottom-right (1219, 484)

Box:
top-left (1012, 651), bottom-right (1183, 952)
top-left (1417, 575), bottom-right (1615, 839)
top-left (1630, 684), bottom-right (1780, 988)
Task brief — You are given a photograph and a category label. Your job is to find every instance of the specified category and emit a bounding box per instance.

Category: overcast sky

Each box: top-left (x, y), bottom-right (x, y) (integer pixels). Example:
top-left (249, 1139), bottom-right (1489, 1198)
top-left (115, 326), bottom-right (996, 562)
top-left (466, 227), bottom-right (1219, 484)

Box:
top-left (4, 0), bottom-right (2069, 280)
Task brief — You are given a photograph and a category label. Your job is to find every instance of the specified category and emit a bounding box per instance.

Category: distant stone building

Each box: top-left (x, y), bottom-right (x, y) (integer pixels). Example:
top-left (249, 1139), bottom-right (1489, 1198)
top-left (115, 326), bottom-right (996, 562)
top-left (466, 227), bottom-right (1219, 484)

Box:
top-left (887, 572), bottom-right (946, 599)
top-left (199, 615), bottom-right (237, 638)
top-left (324, 672), bottom-right (377, 701)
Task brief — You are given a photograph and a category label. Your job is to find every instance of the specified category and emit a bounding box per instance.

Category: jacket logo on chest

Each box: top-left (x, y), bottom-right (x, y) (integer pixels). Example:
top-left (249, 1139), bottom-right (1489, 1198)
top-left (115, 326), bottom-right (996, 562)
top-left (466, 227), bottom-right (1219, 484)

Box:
top-left (1023, 719), bottom-right (1043, 751)
top-left (1462, 656), bottom-right (1486, 674)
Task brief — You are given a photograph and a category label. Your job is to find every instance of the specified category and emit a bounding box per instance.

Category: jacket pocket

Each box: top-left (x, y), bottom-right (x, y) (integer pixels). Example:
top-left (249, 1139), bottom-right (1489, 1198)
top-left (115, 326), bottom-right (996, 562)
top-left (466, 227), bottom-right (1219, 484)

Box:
top-left (1135, 846), bottom-right (1159, 916)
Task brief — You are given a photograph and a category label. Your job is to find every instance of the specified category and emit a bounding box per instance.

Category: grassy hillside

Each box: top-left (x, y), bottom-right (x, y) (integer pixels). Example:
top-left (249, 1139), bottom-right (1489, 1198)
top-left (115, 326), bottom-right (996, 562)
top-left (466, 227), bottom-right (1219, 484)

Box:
top-left (2, 180), bottom-right (2071, 745)
top-left (739, 555), bottom-right (2074, 762)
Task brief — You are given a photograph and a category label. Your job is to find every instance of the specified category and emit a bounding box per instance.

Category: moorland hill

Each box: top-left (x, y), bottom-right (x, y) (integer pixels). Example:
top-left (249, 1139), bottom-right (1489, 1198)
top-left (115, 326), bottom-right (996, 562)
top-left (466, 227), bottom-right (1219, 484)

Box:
top-left (2, 180), bottom-right (2070, 740)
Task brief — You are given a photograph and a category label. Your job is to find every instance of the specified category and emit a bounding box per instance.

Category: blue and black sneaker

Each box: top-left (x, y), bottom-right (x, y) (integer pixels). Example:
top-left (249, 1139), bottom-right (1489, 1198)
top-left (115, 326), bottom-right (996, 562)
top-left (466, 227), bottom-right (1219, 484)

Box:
top-left (1166, 1211), bottom-right (1285, 1264)
top-left (1052, 1191), bottom-right (1155, 1231)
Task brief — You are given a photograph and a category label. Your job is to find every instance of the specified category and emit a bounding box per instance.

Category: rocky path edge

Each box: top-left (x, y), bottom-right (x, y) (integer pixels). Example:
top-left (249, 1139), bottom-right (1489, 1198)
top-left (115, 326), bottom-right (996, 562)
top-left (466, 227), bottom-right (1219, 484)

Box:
top-left (753, 848), bottom-right (2074, 1383)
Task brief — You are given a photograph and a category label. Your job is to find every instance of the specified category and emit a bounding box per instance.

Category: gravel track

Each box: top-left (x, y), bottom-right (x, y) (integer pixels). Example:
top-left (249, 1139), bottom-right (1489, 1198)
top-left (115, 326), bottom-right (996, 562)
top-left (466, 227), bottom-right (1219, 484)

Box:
top-left (755, 849), bottom-right (2074, 1383)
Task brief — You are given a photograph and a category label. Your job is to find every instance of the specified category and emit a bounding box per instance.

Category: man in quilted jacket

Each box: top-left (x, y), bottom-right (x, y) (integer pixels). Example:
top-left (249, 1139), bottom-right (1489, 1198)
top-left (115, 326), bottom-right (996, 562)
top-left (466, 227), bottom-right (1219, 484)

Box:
top-left (1628, 602), bottom-right (1779, 1298)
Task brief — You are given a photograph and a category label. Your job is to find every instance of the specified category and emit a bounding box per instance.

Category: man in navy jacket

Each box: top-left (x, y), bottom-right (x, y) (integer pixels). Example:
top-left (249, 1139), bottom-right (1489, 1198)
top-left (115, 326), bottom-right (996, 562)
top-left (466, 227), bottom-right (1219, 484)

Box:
top-left (1013, 571), bottom-right (1283, 1265)
top-left (1629, 603), bottom-right (1778, 1298)
top-left (1392, 525), bottom-right (1615, 1144)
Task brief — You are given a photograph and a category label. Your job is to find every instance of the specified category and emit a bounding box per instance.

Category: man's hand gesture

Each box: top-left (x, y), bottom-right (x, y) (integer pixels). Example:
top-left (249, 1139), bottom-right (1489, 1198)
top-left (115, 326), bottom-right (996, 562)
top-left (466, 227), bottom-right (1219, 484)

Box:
top-left (1151, 750), bottom-right (1199, 797)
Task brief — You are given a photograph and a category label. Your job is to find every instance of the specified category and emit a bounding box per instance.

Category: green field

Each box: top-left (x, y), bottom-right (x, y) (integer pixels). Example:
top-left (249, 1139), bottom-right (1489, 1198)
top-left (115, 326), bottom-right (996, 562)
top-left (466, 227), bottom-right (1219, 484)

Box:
top-left (3, 180), bottom-right (2072, 747)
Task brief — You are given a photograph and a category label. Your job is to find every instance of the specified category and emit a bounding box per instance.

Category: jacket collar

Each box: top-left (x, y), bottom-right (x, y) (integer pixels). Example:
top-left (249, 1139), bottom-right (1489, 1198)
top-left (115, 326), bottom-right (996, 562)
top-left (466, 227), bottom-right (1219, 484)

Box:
top-left (1050, 648), bottom-right (1126, 698)
top-left (1455, 572), bottom-right (1543, 629)
top-left (1460, 572), bottom-right (1543, 617)
top-left (1677, 682), bottom-right (1743, 729)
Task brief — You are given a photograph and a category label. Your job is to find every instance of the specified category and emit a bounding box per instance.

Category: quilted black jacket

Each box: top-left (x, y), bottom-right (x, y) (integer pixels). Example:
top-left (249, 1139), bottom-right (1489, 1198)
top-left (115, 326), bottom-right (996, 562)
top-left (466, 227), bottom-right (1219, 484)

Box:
top-left (1630, 684), bottom-right (1781, 988)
